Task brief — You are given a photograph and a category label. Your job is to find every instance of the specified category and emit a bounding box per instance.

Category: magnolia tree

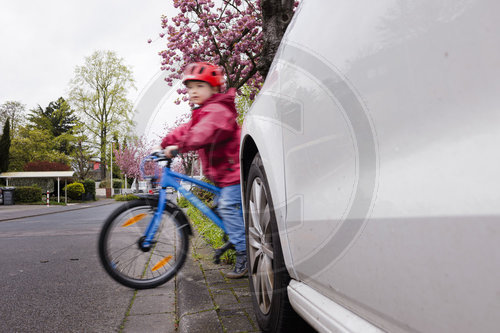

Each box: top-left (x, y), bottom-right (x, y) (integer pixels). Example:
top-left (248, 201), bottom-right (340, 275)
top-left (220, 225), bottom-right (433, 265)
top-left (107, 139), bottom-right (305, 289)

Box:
top-left (114, 137), bottom-right (157, 185)
top-left (151, 0), bottom-right (299, 103)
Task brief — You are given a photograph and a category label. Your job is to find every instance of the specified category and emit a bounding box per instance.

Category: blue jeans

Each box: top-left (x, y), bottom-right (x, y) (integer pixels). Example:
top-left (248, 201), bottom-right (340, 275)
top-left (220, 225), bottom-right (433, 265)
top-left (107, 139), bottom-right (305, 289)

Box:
top-left (215, 184), bottom-right (246, 252)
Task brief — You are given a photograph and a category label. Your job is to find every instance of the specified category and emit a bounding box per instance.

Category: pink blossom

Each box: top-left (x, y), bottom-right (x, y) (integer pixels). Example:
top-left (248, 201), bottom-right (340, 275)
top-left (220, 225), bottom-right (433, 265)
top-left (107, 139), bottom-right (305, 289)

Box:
top-left (155, 0), bottom-right (270, 103)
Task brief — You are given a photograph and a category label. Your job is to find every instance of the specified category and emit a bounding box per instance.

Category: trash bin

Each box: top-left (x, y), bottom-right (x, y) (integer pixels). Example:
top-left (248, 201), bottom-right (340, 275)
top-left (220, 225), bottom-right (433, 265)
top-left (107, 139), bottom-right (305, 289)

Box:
top-left (1, 187), bottom-right (15, 205)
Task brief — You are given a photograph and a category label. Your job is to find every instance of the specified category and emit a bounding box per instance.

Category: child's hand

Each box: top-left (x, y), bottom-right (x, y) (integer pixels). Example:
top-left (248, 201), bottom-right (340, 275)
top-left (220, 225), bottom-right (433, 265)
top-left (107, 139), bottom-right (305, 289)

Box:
top-left (151, 145), bottom-right (163, 155)
top-left (164, 145), bottom-right (179, 158)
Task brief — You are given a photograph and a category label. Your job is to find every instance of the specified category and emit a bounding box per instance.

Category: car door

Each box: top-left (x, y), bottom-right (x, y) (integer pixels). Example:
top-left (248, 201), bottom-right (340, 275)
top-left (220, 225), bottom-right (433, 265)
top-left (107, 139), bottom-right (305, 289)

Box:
top-left (278, 0), bottom-right (500, 332)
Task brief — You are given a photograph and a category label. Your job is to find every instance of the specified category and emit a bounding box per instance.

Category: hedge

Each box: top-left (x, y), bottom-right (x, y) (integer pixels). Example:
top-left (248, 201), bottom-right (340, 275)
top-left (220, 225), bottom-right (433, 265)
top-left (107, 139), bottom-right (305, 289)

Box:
top-left (23, 161), bottom-right (71, 171)
top-left (114, 194), bottom-right (140, 201)
top-left (82, 179), bottom-right (96, 200)
top-left (99, 179), bottom-right (123, 189)
top-left (13, 186), bottom-right (43, 203)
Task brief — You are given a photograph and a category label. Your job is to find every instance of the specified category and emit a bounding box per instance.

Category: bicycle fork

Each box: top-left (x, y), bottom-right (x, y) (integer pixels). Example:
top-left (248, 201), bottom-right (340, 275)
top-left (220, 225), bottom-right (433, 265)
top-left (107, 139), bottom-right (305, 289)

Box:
top-left (140, 190), bottom-right (168, 249)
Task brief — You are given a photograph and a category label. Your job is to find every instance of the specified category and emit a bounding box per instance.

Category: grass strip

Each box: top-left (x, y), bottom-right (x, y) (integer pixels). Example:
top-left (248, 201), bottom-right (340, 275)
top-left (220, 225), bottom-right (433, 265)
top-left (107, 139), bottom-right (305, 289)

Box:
top-left (186, 203), bottom-right (235, 264)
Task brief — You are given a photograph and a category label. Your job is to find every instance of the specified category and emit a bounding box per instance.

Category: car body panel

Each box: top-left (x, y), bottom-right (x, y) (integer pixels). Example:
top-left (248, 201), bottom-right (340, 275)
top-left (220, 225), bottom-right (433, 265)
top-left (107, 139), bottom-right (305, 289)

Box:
top-left (241, 0), bottom-right (500, 331)
top-left (240, 87), bottom-right (297, 273)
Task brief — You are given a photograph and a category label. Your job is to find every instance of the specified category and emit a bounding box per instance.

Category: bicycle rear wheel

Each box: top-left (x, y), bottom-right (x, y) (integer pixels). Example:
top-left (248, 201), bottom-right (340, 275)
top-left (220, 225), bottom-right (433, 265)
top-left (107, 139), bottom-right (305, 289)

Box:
top-left (98, 198), bottom-right (189, 289)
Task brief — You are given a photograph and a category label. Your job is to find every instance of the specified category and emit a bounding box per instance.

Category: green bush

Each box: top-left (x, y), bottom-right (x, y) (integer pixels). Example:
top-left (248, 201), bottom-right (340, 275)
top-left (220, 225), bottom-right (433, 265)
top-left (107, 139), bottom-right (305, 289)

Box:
top-left (82, 179), bottom-right (96, 200)
top-left (112, 179), bottom-right (123, 189)
top-left (13, 186), bottom-right (42, 203)
top-left (64, 182), bottom-right (85, 200)
top-left (114, 194), bottom-right (140, 201)
top-left (99, 179), bottom-right (123, 189)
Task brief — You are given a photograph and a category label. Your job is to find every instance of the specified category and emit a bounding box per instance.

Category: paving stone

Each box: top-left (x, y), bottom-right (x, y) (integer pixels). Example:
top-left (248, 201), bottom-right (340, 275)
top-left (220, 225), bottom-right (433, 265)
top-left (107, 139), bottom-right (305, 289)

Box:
top-left (123, 312), bottom-right (176, 333)
top-left (217, 304), bottom-right (250, 316)
top-left (233, 288), bottom-right (252, 300)
top-left (209, 281), bottom-right (237, 290)
top-left (212, 291), bottom-right (238, 305)
top-left (220, 314), bottom-right (255, 333)
top-left (246, 309), bottom-right (259, 330)
top-left (130, 294), bottom-right (176, 315)
top-left (204, 269), bottom-right (227, 284)
top-left (177, 273), bottom-right (214, 316)
top-left (221, 300), bottom-right (254, 311)
top-left (135, 282), bottom-right (175, 297)
top-left (178, 310), bottom-right (223, 333)
top-left (238, 295), bottom-right (254, 304)
top-left (226, 280), bottom-right (251, 288)
top-left (210, 287), bottom-right (233, 296)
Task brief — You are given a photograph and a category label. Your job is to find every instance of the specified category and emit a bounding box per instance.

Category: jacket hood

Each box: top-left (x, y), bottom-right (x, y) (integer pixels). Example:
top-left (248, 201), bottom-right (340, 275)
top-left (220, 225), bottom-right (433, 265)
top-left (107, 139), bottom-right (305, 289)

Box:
top-left (201, 88), bottom-right (237, 114)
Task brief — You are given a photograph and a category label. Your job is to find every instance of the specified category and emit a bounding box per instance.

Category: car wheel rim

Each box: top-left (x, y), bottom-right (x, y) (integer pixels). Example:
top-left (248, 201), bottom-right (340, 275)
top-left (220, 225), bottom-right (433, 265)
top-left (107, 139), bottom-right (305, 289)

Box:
top-left (248, 177), bottom-right (274, 314)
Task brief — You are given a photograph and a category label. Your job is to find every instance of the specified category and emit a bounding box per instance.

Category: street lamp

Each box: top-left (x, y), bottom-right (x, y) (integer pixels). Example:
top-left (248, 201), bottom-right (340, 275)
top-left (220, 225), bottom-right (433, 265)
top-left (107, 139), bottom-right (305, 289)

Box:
top-left (110, 142), bottom-right (113, 195)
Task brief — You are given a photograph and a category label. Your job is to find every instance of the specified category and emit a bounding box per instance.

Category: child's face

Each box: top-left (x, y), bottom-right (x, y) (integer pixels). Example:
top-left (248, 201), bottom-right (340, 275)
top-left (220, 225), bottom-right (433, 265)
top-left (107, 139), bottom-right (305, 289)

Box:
top-left (186, 81), bottom-right (218, 105)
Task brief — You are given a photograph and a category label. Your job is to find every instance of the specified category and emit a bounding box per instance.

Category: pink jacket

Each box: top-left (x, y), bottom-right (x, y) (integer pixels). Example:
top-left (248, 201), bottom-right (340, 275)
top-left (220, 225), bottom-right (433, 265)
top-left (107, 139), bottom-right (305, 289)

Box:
top-left (161, 88), bottom-right (241, 187)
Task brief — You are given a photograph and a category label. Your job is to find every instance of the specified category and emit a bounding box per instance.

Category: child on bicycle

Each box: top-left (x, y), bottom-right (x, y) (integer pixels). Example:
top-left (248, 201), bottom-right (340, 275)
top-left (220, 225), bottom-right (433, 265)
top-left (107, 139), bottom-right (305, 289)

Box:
top-left (159, 62), bottom-right (247, 279)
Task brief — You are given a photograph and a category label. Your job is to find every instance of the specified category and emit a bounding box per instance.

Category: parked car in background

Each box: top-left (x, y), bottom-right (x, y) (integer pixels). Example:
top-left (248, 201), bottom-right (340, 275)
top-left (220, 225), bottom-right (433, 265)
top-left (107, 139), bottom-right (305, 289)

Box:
top-left (240, 0), bottom-right (500, 332)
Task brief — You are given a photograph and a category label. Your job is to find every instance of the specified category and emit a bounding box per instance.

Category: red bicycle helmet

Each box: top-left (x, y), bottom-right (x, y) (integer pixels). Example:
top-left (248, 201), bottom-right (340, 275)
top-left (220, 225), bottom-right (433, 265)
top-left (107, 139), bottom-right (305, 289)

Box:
top-left (182, 62), bottom-right (224, 87)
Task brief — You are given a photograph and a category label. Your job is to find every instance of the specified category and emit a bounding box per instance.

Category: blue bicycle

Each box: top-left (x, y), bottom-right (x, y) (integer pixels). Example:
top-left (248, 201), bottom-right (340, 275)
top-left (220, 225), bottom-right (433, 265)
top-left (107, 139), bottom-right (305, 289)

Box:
top-left (98, 151), bottom-right (231, 289)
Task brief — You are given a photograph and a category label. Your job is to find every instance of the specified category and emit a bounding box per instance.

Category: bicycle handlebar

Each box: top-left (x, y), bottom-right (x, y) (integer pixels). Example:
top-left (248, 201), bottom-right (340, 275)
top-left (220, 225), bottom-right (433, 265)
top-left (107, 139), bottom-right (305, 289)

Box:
top-left (139, 149), bottom-right (179, 179)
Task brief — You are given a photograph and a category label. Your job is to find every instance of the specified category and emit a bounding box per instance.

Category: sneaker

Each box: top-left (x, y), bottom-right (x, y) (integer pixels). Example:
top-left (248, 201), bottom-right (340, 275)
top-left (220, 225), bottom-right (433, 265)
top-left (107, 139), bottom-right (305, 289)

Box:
top-left (213, 241), bottom-right (234, 264)
top-left (226, 251), bottom-right (248, 279)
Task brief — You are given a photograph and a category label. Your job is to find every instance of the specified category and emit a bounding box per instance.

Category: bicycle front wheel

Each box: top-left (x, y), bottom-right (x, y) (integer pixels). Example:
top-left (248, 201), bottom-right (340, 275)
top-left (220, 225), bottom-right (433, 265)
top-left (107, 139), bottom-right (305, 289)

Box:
top-left (98, 198), bottom-right (189, 289)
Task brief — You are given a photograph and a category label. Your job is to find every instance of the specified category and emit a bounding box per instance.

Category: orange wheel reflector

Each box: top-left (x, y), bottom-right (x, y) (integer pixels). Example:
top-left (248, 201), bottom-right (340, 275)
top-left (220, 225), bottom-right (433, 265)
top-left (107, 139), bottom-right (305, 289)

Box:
top-left (152, 256), bottom-right (173, 271)
top-left (121, 213), bottom-right (147, 227)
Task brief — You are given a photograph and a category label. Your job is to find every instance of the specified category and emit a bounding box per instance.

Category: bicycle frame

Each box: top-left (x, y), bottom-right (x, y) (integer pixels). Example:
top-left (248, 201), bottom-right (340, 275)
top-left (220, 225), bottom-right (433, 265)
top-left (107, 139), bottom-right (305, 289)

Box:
top-left (141, 158), bottom-right (226, 248)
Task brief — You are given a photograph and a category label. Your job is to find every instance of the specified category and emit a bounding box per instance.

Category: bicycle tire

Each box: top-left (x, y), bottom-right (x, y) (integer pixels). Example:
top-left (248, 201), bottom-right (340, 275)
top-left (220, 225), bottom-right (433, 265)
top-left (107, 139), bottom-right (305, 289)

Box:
top-left (98, 198), bottom-right (189, 289)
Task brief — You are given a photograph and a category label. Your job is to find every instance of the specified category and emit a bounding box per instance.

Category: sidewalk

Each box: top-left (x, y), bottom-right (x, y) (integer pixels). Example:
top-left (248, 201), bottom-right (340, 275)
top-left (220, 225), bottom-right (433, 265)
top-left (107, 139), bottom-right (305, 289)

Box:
top-left (176, 230), bottom-right (260, 333)
top-left (122, 227), bottom-right (260, 333)
top-left (0, 198), bottom-right (117, 222)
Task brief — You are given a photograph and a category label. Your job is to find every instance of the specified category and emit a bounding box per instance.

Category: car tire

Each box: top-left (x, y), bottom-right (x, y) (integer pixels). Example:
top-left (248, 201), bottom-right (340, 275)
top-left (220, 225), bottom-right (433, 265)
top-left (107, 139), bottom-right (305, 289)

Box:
top-left (245, 153), bottom-right (313, 332)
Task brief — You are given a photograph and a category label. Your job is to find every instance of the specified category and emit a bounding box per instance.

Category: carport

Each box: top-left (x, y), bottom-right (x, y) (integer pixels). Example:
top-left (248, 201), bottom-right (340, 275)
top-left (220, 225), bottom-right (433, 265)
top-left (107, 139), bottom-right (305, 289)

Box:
top-left (0, 171), bottom-right (75, 203)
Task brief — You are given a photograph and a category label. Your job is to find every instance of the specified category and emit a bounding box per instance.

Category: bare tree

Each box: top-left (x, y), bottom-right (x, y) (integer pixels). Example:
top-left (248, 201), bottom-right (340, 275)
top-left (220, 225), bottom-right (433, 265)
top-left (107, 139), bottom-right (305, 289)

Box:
top-left (69, 50), bottom-right (135, 180)
top-left (0, 101), bottom-right (26, 135)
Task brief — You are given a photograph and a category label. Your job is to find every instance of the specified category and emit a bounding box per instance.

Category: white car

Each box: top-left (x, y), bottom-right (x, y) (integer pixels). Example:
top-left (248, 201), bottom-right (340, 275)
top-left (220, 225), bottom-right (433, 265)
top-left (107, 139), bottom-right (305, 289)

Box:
top-left (240, 1), bottom-right (500, 332)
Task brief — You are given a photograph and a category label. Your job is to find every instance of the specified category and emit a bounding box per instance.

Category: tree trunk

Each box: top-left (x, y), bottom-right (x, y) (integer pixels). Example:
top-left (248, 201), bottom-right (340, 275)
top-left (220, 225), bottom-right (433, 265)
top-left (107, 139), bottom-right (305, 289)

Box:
top-left (257, 0), bottom-right (296, 79)
top-left (100, 128), bottom-right (107, 181)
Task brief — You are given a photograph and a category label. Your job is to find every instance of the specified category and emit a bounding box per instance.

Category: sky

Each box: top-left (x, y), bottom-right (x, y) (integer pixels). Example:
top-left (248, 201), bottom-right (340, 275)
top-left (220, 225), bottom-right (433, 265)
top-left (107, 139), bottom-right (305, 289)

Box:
top-left (0, 0), bottom-right (189, 139)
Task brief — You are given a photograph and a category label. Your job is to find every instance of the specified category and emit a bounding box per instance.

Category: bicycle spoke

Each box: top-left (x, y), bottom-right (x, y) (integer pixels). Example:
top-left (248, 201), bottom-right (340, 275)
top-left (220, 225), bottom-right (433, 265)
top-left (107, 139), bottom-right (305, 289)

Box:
top-left (108, 243), bottom-right (138, 261)
top-left (117, 252), bottom-right (144, 275)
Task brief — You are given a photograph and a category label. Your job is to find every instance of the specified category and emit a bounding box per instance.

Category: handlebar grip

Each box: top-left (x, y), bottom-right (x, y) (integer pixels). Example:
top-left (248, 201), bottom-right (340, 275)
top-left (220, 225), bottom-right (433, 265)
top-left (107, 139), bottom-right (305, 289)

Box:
top-left (152, 150), bottom-right (166, 159)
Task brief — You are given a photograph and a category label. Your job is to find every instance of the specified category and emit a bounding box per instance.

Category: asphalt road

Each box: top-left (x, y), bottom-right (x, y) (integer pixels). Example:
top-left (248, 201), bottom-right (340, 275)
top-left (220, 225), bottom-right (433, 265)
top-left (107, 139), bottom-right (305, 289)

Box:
top-left (0, 203), bottom-right (135, 332)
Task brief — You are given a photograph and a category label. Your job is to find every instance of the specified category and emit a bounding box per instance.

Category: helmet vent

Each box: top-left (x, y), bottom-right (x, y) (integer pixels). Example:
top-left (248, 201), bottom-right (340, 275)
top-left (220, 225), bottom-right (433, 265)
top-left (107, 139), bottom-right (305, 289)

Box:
top-left (199, 66), bottom-right (206, 74)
